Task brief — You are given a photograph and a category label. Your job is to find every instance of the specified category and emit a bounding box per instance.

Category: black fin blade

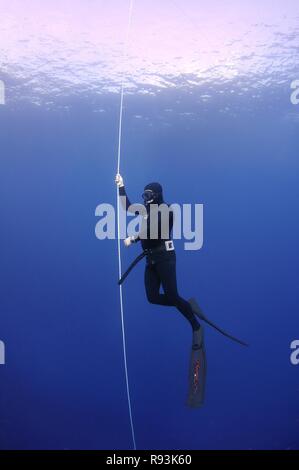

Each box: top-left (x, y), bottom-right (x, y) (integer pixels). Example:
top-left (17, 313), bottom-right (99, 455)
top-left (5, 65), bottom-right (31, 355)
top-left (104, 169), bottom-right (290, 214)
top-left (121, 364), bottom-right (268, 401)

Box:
top-left (186, 346), bottom-right (207, 408)
top-left (189, 298), bottom-right (249, 347)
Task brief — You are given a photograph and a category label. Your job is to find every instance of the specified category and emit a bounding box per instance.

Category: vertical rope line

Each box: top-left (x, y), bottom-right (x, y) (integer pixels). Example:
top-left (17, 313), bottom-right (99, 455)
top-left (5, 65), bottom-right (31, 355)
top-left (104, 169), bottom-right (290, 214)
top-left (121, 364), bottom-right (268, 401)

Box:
top-left (116, 0), bottom-right (136, 451)
top-left (117, 0), bottom-right (134, 173)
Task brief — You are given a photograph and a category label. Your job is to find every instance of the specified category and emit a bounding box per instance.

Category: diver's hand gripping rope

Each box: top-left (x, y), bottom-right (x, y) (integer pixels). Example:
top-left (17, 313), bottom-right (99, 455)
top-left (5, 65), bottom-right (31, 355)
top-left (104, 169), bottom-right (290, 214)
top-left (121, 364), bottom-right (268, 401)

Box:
top-left (115, 173), bottom-right (124, 187)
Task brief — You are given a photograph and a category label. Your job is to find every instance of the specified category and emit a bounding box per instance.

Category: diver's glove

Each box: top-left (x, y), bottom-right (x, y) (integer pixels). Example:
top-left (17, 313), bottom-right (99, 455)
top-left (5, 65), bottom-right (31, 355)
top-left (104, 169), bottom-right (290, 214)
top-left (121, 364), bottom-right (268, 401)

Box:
top-left (124, 236), bottom-right (136, 247)
top-left (115, 173), bottom-right (124, 187)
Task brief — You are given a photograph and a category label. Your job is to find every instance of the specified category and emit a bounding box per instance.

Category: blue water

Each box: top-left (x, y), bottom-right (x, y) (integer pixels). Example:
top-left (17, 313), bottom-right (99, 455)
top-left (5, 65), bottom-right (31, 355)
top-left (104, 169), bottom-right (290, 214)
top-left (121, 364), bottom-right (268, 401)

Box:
top-left (0, 0), bottom-right (299, 450)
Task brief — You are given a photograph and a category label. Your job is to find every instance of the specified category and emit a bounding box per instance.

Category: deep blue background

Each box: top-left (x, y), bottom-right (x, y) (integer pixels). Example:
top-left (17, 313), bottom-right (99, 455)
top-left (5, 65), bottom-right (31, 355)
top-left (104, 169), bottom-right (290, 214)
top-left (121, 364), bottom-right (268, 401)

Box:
top-left (0, 81), bottom-right (299, 449)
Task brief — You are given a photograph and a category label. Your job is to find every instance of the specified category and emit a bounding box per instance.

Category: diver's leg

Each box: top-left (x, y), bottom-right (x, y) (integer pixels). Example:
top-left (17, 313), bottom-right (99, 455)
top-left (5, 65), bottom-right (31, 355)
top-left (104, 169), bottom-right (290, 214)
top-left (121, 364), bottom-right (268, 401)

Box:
top-left (157, 259), bottom-right (200, 331)
top-left (144, 263), bottom-right (173, 306)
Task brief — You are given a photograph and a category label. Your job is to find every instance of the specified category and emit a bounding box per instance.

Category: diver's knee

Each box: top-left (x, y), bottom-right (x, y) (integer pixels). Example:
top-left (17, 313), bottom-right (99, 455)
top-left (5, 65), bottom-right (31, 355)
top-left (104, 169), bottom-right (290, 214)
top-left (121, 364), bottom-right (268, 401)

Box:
top-left (146, 293), bottom-right (159, 304)
top-left (169, 295), bottom-right (182, 308)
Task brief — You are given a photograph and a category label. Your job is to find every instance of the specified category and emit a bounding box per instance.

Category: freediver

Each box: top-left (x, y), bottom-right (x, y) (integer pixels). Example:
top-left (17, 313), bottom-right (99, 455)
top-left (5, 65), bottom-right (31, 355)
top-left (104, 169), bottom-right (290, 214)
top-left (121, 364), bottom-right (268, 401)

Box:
top-left (115, 174), bottom-right (203, 339)
top-left (115, 174), bottom-right (247, 407)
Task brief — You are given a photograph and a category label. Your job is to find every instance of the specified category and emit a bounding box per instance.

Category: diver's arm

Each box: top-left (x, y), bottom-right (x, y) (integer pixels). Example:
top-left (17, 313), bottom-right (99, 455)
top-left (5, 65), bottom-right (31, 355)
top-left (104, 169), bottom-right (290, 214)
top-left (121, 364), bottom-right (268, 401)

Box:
top-left (115, 173), bottom-right (136, 213)
top-left (169, 209), bottom-right (174, 234)
top-left (157, 206), bottom-right (174, 239)
top-left (119, 186), bottom-right (133, 212)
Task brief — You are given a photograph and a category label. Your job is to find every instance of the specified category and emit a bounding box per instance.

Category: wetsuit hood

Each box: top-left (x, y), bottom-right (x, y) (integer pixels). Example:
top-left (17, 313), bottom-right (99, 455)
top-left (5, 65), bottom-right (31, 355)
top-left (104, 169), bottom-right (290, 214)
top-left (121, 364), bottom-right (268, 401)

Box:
top-left (143, 182), bottom-right (164, 205)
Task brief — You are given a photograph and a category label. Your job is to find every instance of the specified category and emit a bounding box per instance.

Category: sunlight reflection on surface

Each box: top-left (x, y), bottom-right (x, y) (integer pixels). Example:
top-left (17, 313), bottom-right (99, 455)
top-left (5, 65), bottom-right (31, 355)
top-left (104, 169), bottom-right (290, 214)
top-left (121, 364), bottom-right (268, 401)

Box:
top-left (0, 0), bottom-right (298, 115)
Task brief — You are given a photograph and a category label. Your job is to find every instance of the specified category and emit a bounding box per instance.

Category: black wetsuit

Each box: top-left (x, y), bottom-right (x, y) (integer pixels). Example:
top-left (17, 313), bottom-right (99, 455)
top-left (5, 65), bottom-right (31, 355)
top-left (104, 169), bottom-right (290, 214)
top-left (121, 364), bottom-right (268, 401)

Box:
top-left (119, 185), bottom-right (200, 331)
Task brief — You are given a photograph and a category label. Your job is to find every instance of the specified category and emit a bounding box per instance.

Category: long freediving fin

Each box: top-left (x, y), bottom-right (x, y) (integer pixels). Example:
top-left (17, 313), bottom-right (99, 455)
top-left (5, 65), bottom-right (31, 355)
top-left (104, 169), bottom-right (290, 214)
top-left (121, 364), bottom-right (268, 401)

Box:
top-left (189, 298), bottom-right (249, 347)
top-left (186, 327), bottom-right (207, 408)
top-left (118, 251), bottom-right (147, 285)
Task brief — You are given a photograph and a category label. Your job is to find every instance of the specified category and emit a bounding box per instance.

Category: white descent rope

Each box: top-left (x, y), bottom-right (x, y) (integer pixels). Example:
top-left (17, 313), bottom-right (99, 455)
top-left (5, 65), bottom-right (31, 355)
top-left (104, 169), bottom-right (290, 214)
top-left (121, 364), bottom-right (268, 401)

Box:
top-left (116, 0), bottom-right (136, 451)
